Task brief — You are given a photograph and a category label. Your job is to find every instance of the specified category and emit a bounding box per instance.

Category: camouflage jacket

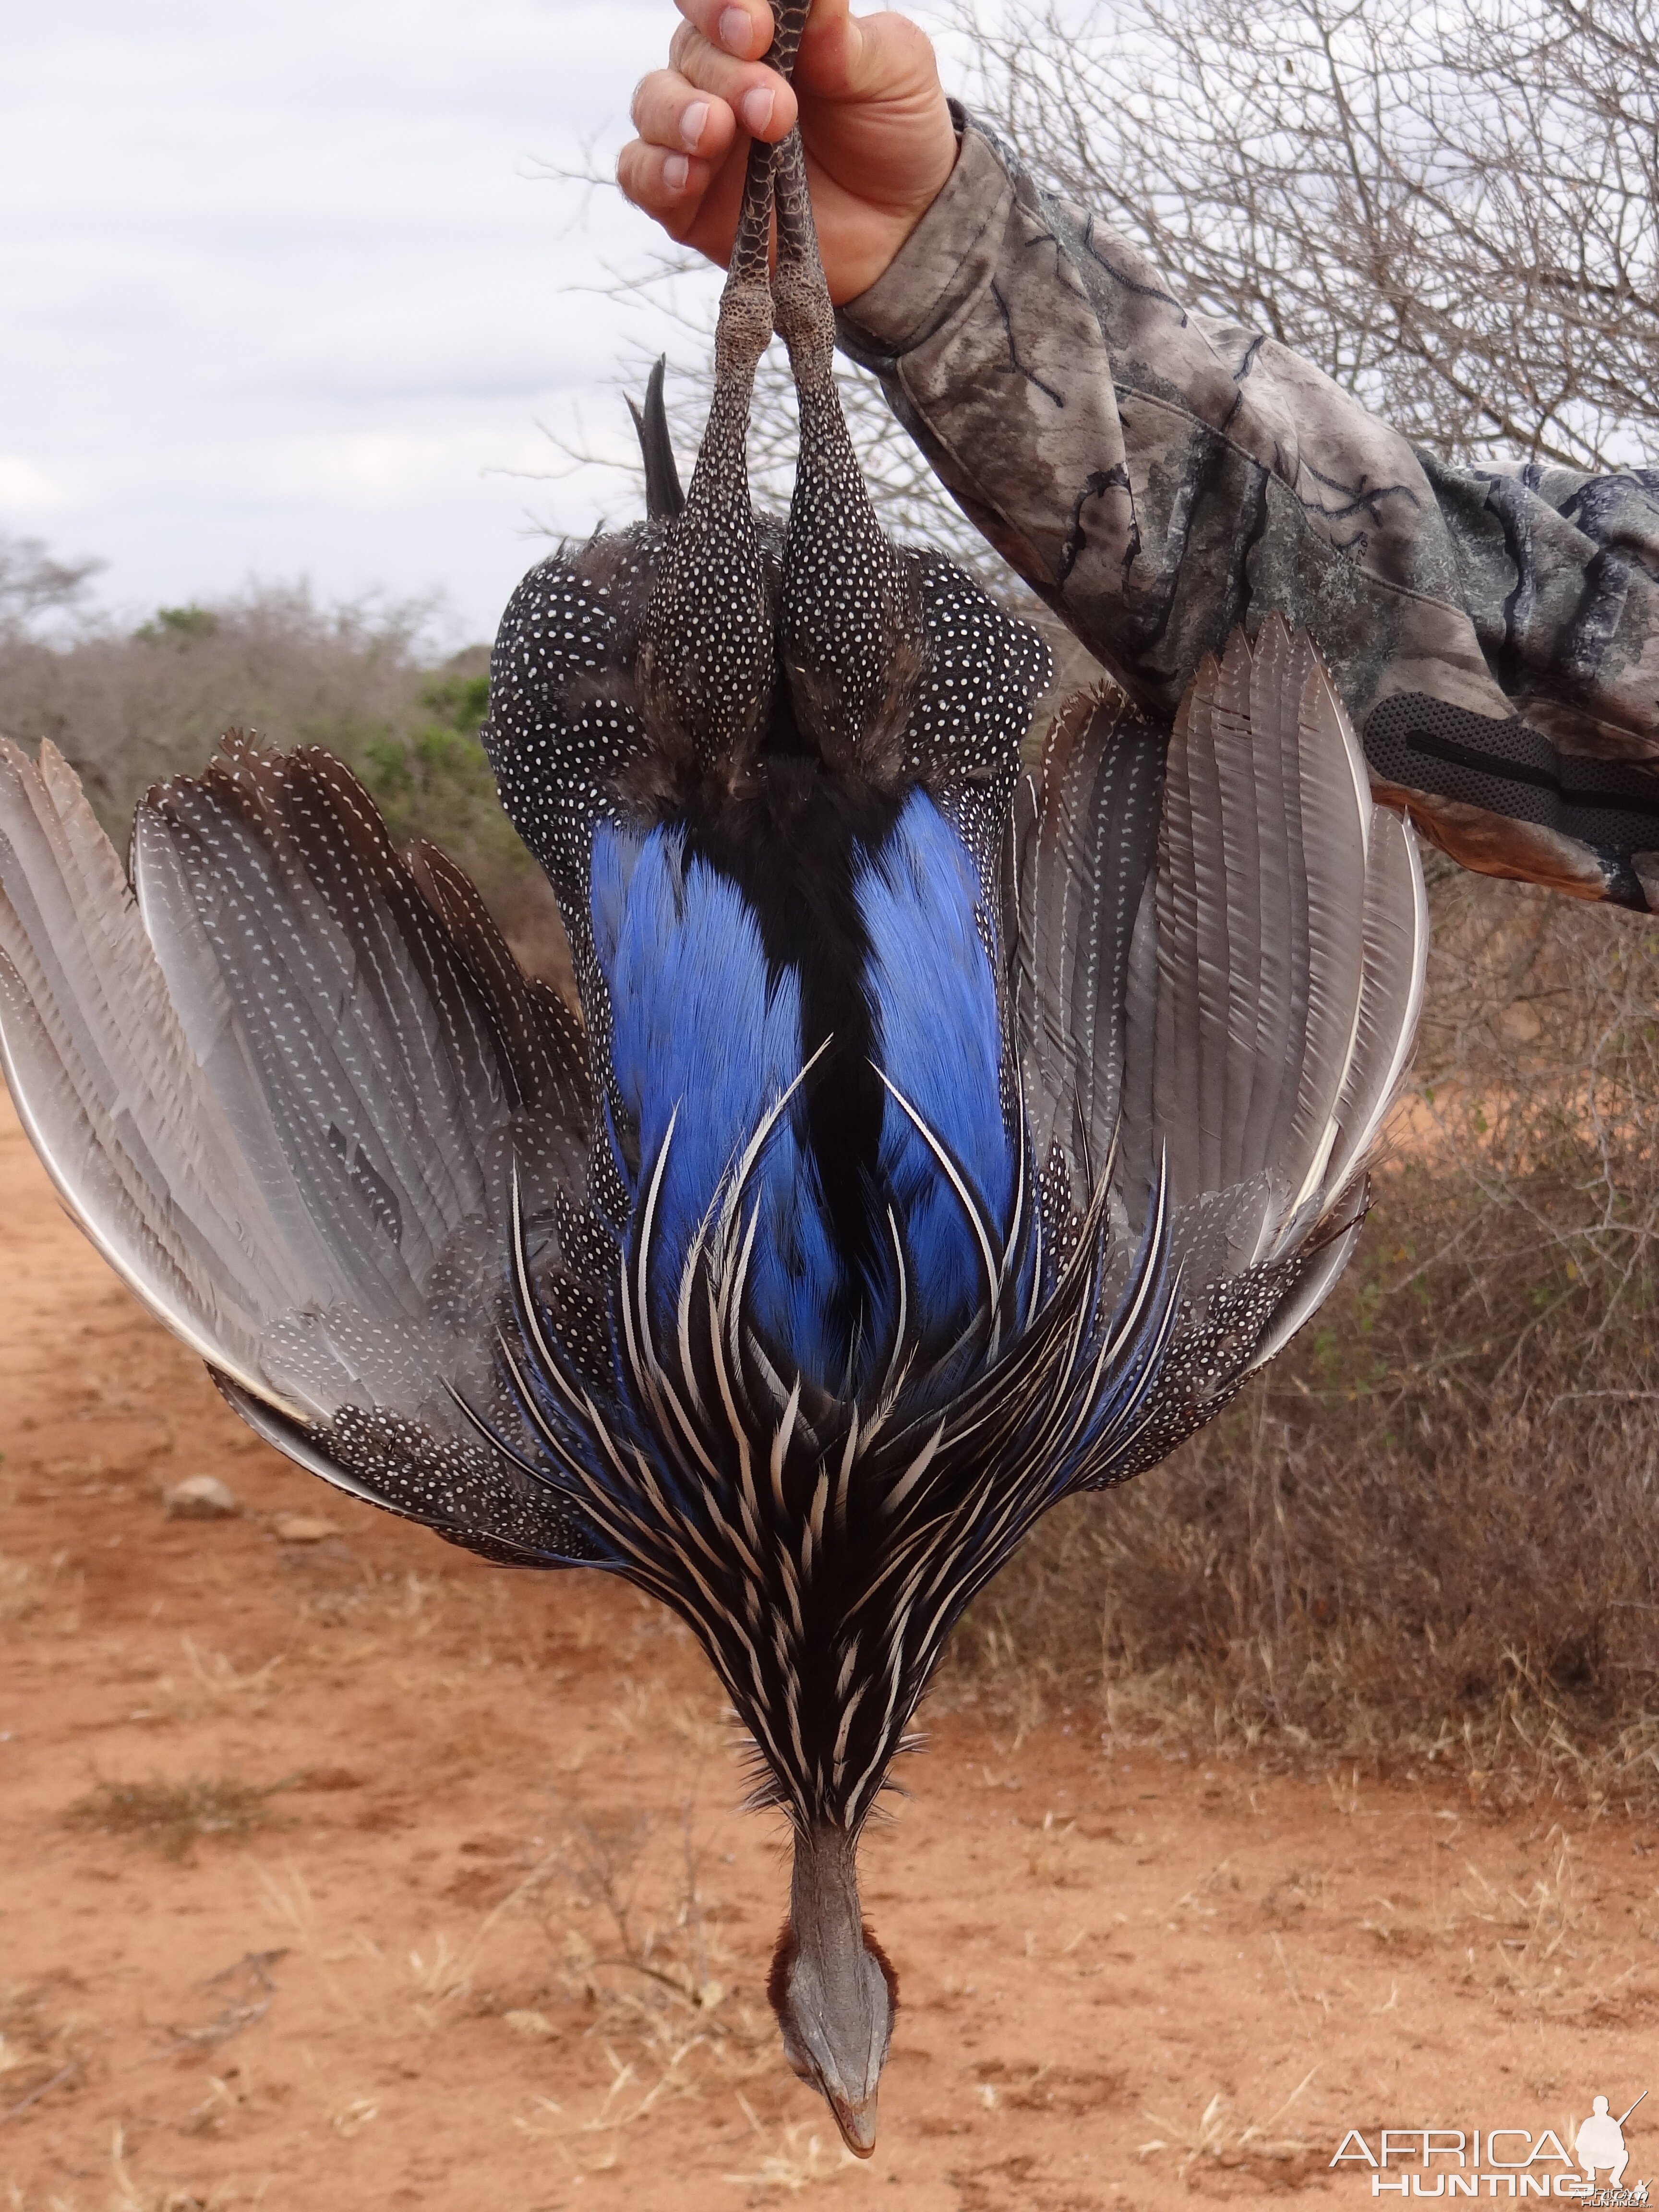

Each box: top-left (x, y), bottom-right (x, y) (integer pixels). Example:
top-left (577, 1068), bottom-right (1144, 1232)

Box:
top-left (839, 114), bottom-right (1659, 911)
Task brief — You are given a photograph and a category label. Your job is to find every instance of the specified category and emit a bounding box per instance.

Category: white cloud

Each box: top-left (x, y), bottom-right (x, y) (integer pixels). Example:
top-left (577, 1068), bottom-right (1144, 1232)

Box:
top-left (3, 0), bottom-right (976, 643)
top-left (0, 0), bottom-right (694, 639)
top-left (277, 430), bottom-right (519, 502)
top-left (0, 456), bottom-right (66, 511)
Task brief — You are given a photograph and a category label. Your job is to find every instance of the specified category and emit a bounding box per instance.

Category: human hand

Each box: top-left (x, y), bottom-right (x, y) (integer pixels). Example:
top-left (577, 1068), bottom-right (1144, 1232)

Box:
top-left (617, 0), bottom-right (958, 305)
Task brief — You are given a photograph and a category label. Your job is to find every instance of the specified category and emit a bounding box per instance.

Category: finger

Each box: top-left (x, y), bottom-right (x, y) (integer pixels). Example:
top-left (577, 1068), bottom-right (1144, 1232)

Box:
top-left (794, 0), bottom-right (854, 71)
top-left (616, 135), bottom-right (715, 219)
top-left (630, 67), bottom-right (739, 161)
top-left (673, 0), bottom-right (778, 63)
top-left (665, 22), bottom-right (799, 140)
top-left (799, 5), bottom-right (936, 105)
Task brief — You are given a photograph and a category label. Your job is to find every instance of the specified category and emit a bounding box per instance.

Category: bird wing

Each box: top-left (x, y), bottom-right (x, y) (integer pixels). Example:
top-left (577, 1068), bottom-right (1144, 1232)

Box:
top-left (0, 734), bottom-right (605, 1564)
top-left (1243, 794), bottom-right (1427, 1373)
top-left (1015, 614), bottom-right (1426, 1399)
top-left (1010, 681), bottom-right (1166, 1218)
top-left (1142, 616), bottom-right (1426, 1271)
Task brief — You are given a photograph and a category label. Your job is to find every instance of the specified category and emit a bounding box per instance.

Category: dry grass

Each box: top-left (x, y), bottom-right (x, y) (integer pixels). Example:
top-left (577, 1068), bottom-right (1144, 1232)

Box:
top-left (62, 1778), bottom-right (287, 1862)
top-left (240, 1793), bottom-right (778, 2181)
top-left (1139, 2064), bottom-right (1320, 2182)
top-left (722, 2117), bottom-right (864, 2191)
top-left (91, 2125), bottom-right (237, 2212)
top-left (498, 1803), bottom-right (782, 2176)
top-left (0, 1552), bottom-right (35, 1623)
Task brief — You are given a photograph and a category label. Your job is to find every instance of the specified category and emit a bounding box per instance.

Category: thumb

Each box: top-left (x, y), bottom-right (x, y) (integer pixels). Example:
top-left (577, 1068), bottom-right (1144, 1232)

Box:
top-left (798, 3), bottom-right (943, 109)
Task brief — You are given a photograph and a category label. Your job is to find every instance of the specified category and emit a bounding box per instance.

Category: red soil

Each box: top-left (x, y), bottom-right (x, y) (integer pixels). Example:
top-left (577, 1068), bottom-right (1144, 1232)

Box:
top-left (2, 1088), bottom-right (1656, 2211)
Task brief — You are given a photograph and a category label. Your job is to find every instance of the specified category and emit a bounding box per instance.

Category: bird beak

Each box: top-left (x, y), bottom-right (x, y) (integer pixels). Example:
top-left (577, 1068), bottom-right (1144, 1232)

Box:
top-left (827, 2085), bottom-right (878, 2158)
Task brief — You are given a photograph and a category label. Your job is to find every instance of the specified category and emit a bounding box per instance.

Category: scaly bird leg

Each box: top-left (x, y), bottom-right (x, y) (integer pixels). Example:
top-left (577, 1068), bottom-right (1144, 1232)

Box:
top-left (636, 124), bottom-right (782, 782)
top-left (772, 121), bottom-right (925, 779)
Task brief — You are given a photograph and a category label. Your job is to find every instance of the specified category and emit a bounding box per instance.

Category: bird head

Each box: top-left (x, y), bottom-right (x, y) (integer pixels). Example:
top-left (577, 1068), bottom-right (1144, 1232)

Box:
top-left (767, 1821), bottom-right (897, 2156)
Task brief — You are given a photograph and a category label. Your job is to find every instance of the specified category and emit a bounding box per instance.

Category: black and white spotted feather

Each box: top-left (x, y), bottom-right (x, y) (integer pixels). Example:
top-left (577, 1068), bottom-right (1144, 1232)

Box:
top-left (0, 735), bottom-right (604, 1565)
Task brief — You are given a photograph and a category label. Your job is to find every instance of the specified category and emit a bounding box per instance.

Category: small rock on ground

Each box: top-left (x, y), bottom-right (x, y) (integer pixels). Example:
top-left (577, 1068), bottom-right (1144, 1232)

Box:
top-left (163, 1474), bottom-right (240, 1520)
top-left (273, 1515), bottom-right (338, 1545)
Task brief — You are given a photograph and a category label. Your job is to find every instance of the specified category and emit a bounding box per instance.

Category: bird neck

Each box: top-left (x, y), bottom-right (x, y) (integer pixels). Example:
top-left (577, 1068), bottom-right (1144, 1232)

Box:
top-left (790, 1819), bottom-right (865, 1960)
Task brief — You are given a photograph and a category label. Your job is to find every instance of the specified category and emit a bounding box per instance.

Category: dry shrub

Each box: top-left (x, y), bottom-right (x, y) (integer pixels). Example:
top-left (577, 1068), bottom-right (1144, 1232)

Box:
top-left (960, 0), bottom-right (1659, 476)
top-left (0, 581), bottom-right (573, 995)
top-left (946, 863), bottom-right (1659, 1809)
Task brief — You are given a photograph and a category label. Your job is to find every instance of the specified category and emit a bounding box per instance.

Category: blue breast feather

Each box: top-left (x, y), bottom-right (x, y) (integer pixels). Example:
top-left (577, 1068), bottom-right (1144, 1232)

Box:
top-left (589, 793), bottom-right (1019, 1398)
top-left (591, 820), bottom-right (844, 1390)
top-left (857, 792), bottom-right (1017, 1359)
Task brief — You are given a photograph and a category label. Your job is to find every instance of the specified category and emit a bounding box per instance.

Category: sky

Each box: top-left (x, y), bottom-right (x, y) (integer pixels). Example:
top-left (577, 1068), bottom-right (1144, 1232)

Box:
top-left (0, 0), bottom-right (764, 647)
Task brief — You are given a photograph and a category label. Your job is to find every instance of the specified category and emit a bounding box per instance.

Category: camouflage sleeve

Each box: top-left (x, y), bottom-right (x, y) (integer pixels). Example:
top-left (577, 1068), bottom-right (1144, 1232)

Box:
top-left (837, 112), bottom-right (1659, 912)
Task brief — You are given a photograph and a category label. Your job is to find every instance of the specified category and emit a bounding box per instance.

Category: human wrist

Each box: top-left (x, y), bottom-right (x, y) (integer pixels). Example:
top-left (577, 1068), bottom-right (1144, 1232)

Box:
top-left (837, 108), bottom-right (999, 346)
top-left (830, 129), bottom-right (960, 302)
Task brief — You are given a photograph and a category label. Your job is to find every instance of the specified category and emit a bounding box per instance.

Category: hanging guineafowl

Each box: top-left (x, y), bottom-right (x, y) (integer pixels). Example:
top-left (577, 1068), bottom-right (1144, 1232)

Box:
top-left (0, 0), bottom-right (1424, 2157)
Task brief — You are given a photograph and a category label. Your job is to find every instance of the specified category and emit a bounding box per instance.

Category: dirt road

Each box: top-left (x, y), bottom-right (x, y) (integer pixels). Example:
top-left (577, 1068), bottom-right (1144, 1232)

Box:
top-left (2, 1091), bottom-right (1655, 2210)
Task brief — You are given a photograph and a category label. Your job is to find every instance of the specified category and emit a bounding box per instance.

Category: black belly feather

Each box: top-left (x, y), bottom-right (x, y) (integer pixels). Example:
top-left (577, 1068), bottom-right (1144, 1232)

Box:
top-left (676, 747), bottom-right (908, 1362)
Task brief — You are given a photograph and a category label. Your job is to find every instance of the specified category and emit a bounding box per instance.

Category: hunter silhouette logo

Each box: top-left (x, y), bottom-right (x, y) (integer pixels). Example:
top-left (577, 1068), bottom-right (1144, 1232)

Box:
top-left (1330, 2089), bottom-right (1648, 2200)
top-left (1578, 2096), bottom-right (1646, 2194)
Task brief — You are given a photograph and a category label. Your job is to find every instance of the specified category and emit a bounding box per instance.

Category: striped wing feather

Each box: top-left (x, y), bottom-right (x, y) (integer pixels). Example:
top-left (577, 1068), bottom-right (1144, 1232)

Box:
top-left (0, 735), bottom-right (598, 1550)
top-left (0, 738), bottom-right (304, 1404)
top-left (1245, 803), bottom-right (1429, 1374)
top-left (1321, 805), bottom-right (1429, 1205)
top-left (1016, 614), bottom-right (1426, 1387)
top-left (1011, 684), bottom-right (1165, 1214)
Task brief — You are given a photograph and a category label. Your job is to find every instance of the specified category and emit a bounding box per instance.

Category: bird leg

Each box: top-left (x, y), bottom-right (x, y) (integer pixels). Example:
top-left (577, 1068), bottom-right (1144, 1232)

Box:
top-left (635, 128), bottom-right (781, 784)
top-left (636, 0), bottom-right (922, 792)
top-left (772, 126), bottom-right (925, 781)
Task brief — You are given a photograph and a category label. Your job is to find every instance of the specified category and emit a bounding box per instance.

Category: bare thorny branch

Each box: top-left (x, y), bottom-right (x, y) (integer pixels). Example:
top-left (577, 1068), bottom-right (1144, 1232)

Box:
top-left (957, 0), bottom-right (1659, 473)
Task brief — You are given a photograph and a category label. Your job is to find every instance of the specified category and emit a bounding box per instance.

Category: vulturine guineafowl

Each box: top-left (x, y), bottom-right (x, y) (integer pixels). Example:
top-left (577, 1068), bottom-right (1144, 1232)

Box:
top-left (0, 0), bottom-right (1425, 2155)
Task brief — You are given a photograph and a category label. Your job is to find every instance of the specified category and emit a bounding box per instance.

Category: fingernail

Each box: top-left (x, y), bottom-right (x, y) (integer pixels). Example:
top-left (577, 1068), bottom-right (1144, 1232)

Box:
top-left (741, 85), bottom-right (775, 135)
top-left (681, 100), bottom-right (709, 151)
top-left (718, 6), bottom-right (750, 53)
top-left (663, 152), bottom-right (689, 192)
